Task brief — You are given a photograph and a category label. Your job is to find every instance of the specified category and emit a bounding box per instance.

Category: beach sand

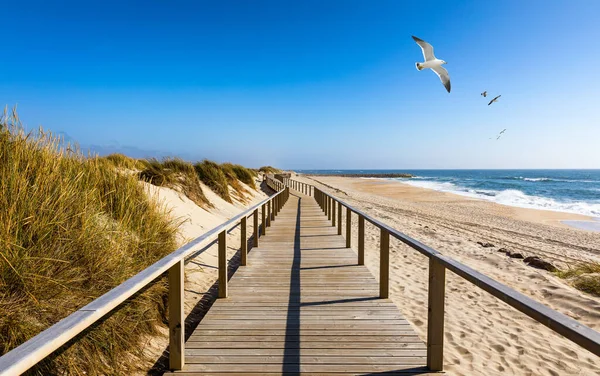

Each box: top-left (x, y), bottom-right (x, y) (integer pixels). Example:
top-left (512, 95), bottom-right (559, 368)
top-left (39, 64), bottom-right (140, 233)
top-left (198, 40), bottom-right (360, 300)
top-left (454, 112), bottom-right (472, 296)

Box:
top-left (294, 175), bottom-right (600, 376)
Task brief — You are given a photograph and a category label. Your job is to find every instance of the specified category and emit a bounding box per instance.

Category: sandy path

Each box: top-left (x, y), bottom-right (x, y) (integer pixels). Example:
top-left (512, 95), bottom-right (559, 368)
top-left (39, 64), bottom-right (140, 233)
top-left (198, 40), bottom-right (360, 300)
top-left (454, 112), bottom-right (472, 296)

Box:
top-left (294, 175), bottom-right (600, 376)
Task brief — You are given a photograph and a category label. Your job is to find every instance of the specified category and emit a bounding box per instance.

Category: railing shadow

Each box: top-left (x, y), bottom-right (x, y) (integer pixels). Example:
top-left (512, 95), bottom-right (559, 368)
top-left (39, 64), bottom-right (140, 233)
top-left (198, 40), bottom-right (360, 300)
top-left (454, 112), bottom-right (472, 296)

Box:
top-left (282, 195), bottom-right (302, 374)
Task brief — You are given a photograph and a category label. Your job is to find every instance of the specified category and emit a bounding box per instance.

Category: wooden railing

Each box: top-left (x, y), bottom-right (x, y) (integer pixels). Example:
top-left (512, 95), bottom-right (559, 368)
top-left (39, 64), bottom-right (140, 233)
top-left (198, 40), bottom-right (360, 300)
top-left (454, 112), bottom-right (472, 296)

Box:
top-left (0, 177), bottom-right (290, 376)
top-left (286, 178), bottom-right (600, 371)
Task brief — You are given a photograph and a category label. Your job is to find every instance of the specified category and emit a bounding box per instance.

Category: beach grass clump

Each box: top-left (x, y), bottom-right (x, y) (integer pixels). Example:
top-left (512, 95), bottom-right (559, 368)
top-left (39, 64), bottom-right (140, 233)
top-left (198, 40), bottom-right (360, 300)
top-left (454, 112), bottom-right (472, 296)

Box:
top-left (556, 263), bottom-right (600, 297)
top-left (0, 109), bottom-right (179, 374)
top-left (220, 163), bottom-right (250, 201)
top-left (258, 165), bottom-right (280, 174)
top-left (194, 160), bottom-right (232, 203)
top-left (223, 163), bottom-right (256, 189)
top-left (101, 153), bottom-right (147, 170)
top-left (139, 157), bottom-right (210, 207)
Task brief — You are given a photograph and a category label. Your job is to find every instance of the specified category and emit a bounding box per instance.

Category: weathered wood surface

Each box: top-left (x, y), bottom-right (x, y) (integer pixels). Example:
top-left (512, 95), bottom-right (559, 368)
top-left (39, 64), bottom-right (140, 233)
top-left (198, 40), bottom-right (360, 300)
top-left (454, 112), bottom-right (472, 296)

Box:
top-left (170, 191), bottom-right (429, 375)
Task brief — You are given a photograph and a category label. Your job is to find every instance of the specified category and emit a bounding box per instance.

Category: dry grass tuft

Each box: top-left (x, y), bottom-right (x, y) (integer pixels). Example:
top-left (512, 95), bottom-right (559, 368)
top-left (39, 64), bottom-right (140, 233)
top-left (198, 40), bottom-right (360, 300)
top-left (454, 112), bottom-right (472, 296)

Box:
top-left (139, 157), bottom-right (210, 208)
top-left (258, 165), bottom-right (280, 174)
top-left (194, 160), bottom-right (232, 203)
top-left (0, 108), bottom-right (179, 374)
top-left (223, 163), bottom-right (256, 190)
top-left (101, 153), bottom-right (147, 170)
top-left (556, 263), bottom-right (600, 297)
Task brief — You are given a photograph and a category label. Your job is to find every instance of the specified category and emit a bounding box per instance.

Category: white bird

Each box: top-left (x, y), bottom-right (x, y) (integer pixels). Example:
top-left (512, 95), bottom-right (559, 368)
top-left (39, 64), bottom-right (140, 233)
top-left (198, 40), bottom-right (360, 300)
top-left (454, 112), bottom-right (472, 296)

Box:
top-left (412, 36), bottom-right (451, 93)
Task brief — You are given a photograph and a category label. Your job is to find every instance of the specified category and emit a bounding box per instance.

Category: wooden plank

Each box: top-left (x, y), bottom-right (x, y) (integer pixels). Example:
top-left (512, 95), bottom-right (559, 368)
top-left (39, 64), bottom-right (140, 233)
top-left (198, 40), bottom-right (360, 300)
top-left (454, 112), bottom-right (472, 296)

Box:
top-left (172, 194), bottom-right (427, 375)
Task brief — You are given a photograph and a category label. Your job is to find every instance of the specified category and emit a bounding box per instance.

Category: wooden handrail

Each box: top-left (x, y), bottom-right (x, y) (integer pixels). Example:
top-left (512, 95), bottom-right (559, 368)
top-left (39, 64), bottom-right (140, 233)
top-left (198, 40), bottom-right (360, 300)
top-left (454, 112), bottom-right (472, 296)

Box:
top-left (0, 177), bottom-right (289, 376)
top-left (286, 178), bottom-right (600, 371)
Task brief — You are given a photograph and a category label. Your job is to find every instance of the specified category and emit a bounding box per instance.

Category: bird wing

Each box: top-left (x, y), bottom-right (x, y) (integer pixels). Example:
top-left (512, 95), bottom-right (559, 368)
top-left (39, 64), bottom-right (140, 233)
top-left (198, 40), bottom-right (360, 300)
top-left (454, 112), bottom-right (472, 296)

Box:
top-left (412, 36), bottom-right (435, 61)
top-left (500, 128), bottom-right (506, 134)
top-left (488, 95), bottom-right (501, 105)
top-left (431, 65), bottom-right (451, 93)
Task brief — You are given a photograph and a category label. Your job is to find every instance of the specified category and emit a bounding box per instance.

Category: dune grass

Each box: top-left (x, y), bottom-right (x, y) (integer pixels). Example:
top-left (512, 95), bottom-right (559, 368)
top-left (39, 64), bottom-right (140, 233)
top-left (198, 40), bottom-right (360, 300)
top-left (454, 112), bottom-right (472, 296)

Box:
top-left (101, 153), bottom-right (147, 170)
top-left (259, 165), bottom-right (280, 174)
top-left (0, 110), bottom-right (179, 374)
top-left (223, 163), bottom-right (256, 190)
top-left (139, 157), bottom-right (210, 207)
top-left (194, 160), bottom-right (232, 203)
top-left (556, 263), bottom-right (600, 297)
top-left (220, 163), bottom-right (251, 201)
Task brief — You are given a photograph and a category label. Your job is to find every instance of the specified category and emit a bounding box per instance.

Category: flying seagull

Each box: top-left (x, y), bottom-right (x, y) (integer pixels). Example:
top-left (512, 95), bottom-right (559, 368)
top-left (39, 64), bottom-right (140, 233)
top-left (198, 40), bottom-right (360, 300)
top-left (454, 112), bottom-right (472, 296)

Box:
top-left (488, 95), bottom-right (501, 106)
top-left (481, 91), bottom-right (487, 97)
top-left (496, 129), bottom-right (507, 140)
top-left (412, 36), bottom-right (451, 93)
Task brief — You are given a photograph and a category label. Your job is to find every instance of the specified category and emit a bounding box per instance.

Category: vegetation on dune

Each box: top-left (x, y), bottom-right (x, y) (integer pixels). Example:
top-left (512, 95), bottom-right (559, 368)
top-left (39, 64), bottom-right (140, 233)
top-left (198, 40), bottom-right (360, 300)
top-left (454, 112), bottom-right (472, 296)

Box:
top-left (258, 165), bottom-right (280, 174)
top-left (0, 110), bottom-right (179, 374)
top-left (101, 153), bottom-right (147, 170)
top-left (220, 163), bottom-right (251, 201)
top-left (139, 157), bottom-right (210, 208)
top-left (556, 263), bottom-right (600, 297)
top-left (223, 163), bottom-right (256, 190)
top-left (194, 160), bottom-right (232, 203)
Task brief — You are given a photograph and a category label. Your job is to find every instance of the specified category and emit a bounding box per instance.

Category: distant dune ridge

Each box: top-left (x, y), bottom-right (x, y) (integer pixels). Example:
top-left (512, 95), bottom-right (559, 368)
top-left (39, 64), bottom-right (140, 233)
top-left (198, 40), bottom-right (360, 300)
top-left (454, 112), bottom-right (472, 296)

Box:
top-left (0, 109), bottom-right (272, 374)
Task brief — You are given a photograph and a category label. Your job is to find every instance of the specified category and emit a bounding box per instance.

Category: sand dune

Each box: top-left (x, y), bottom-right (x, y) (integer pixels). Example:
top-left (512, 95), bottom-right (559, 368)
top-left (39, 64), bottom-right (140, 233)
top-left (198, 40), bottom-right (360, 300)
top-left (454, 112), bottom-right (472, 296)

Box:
top-left (295, 175), bottom-right (600, 376)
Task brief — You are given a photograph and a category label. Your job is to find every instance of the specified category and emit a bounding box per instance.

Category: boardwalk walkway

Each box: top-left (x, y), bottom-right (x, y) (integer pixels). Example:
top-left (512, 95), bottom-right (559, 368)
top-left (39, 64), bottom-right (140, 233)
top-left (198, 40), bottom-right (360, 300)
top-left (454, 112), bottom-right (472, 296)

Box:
top-left (172, 190), bottom-right (429, 375)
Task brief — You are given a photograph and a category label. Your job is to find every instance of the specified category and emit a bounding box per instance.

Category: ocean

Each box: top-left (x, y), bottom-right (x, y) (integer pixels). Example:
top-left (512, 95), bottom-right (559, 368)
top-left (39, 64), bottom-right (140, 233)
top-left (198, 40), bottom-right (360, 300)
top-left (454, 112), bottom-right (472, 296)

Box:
top-left (295, 169), bottom-right (600, 218)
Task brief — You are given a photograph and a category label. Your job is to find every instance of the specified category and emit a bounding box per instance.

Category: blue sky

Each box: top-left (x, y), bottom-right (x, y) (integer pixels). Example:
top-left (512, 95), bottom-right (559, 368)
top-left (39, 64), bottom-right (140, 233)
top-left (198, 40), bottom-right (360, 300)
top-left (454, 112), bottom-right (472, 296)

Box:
top-left (2, 1), bottom-right (599, 169)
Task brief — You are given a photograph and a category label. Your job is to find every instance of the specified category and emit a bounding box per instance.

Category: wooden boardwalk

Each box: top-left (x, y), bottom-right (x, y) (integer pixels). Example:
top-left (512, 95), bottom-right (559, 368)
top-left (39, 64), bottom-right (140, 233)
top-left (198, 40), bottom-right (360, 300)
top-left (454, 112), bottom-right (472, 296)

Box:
top-left (172, 190), bottom-right (429, 375)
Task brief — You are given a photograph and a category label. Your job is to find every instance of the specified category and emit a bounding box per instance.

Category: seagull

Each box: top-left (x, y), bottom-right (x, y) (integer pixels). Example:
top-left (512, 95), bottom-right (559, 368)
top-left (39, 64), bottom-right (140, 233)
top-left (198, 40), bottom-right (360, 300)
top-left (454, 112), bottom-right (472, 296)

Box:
top-left (412, 36), bottom-right (451, 93)
top-left (499, 128), bottom-right (506, 135)
top-left (488, 95), bottom-right (501, 106)
top-left (496, 129), bottom-right (507, 140)
top-left (481, 91), bottom-right (487, 97)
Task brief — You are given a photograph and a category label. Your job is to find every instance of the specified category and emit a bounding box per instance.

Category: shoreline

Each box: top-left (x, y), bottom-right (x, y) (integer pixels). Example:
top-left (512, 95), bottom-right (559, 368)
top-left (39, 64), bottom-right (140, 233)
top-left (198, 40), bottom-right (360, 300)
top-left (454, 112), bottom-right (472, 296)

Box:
top-left (349, 175), bottom-right (600, 232)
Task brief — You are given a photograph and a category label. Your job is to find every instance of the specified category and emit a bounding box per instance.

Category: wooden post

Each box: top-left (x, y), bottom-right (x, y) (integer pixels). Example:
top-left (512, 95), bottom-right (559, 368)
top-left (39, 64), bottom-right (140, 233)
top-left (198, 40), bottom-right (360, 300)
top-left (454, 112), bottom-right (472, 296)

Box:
top-left (241, 216), bottom-right (247, 266)
top-left (218, 230), bottom-right (228, 298)
top-left (261, 204), bottom-right (266, 235)
top-left (253, 209), bottom-right (259, 247)
top-left (332, 199), bottom-right (336, 226)
top-left (380, 228), bottom-right (389, 298)
top-left (168, 260), bottom-right (184, 370)
top-left (358, 215), bottom-right (365, 265)
top-left (346, 207), bottom-right (351, 248)
top-left (337, 202), bottom-right (342, 234)
top-left (327, 197), bottom-right (331, 220)
top-left (427, 258), bottom-right (446, 371)
top-left (267, 201), bottom-right (271, 227)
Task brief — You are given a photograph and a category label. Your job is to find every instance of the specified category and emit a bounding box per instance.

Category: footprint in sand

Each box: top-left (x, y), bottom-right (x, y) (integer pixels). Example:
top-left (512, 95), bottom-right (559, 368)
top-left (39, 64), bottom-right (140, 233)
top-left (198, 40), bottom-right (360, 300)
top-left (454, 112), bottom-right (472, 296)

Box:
top-left (491, 344), bottom-right (505, 353)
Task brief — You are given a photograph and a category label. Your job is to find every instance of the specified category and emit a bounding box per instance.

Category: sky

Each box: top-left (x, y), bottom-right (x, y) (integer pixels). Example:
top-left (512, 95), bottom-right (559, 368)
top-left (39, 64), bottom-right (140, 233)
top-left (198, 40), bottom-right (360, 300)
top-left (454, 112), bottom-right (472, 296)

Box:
top-left (1, 0), bottom-right (599, 169)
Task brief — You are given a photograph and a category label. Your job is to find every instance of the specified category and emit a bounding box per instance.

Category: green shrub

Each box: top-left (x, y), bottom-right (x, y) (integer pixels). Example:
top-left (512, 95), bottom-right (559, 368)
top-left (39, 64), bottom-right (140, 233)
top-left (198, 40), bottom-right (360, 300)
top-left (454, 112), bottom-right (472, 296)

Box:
top-left (0, 109), bottom-right (179, 374)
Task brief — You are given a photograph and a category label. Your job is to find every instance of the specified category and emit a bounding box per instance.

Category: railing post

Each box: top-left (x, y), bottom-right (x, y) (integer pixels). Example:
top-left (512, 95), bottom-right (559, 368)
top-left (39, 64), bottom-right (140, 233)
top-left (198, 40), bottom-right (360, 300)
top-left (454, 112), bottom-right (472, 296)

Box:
top-left (332, 199), bottom-right (336, 226)
top-left (241, 216), bottom-right (247, 266)
top-left (427, 258), bottom-right (446, 371)
top-left (380, 228), bottom-right (389, 298)
top-left (261, 204), bottom-right (266, 235)
top-left (168, 259), bottom-right (184, 370)
top-left (358, 215), bottom-right (365, 265)
top-left (218, 230), bottom-right (228, 298)
top-left (327, 197), bottom-right (331, 219)
top-left (267, 201), bottom-right (271, 227)
top-left (337, 202), bottom-right (342, 234)
top-left (253, 209), bottom-right (259, 247)
top-left (346, 207), bottom-right (351, 248)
